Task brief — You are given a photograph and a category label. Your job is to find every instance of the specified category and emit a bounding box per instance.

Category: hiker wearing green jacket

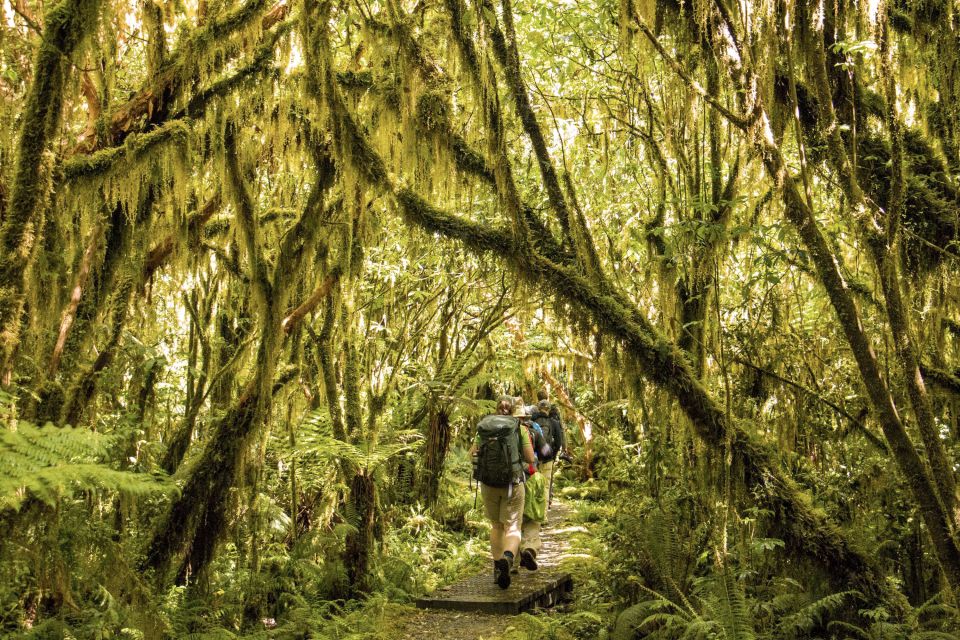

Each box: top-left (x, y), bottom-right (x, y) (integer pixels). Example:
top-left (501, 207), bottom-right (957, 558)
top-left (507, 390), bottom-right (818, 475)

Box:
top-left (470, 396), bottom-right (536, 589)
top-left (518, 407), bottom-right (550, 571)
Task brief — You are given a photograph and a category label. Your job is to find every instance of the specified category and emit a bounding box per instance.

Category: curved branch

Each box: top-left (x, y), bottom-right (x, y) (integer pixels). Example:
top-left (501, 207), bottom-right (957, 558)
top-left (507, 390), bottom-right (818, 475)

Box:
top-left (62, 119), bottom-right (191, 182)
top-left (75, 0), bottom-right (283, 153)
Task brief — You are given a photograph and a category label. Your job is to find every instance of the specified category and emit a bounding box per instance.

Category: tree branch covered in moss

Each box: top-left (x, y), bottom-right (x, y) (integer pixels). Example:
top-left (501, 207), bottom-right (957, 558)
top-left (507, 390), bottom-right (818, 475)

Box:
top-left (75, 0), bottom-right (285, 153)
top-left (62, 120), bottom-right (192, 182)
top-left (316, 39), bottom-right (902, 606)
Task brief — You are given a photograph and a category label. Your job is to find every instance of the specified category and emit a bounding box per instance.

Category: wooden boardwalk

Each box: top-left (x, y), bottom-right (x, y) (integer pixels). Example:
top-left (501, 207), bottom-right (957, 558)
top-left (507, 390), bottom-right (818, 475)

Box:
top-left (416, 503), bottom-right (574, 615)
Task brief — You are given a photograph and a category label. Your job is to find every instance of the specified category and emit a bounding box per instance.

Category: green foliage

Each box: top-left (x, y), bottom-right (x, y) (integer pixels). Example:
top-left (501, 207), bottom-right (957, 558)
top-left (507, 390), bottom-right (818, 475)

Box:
top-left (298, 409), bottom-right (423, 474)
top-left (775, 590), bottom-right (861, 638)
top-left (3, 0), bottom-right (960, 633)
top-left (0, 420), bottom-right (170, 511)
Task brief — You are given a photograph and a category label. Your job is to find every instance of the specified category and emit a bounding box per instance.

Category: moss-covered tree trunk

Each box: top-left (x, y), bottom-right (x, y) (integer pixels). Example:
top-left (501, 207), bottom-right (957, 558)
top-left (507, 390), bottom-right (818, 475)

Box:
top-left (0, 0), bottom-right (99, 374)
top-left (143, 125), bottom-right (331, 585)
top-left (344, 471), bottom-right (376, 595)
top-left (422, 406), bottom-right (451, 507)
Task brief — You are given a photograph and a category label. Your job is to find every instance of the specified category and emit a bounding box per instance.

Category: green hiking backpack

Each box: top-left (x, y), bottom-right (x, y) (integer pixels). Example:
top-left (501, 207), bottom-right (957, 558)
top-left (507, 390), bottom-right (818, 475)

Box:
top-left (474, 414), bottom-right (524, 488)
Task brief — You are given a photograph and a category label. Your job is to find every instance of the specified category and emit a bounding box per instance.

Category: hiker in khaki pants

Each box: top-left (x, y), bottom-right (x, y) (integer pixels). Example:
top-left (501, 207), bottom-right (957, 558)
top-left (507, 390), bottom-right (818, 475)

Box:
top-left (471, 397), bottom-right (536, 589)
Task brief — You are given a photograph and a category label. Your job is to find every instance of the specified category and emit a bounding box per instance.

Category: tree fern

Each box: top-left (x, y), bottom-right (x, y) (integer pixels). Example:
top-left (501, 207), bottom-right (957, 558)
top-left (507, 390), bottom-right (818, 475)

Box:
top-left (298, 409), bottom-right (423, 473)
top-left (0, 420), bottom-right (170, 510)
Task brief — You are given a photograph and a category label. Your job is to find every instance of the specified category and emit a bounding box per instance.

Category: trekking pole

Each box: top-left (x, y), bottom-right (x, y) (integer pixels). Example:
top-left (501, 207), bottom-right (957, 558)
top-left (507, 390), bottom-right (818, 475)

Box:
top-left (472, 457), bottom-right (479, 510)
top-left (548, 456), bottom-right (557, 508)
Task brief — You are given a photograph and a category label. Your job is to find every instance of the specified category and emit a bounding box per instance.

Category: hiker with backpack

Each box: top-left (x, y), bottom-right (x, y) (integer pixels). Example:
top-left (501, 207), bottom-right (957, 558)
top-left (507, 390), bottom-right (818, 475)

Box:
top-left (470, 396), bottom-right (536, 589)
top-left (531, 394), bottom-right (566, 507)
top-left (518, 400), bottom-right (551, 571)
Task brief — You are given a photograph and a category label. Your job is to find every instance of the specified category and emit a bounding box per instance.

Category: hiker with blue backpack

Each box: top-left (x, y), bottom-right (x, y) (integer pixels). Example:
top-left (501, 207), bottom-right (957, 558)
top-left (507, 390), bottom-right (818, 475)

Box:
top-left (531, 393), bottom-right (566, 507)
top-left (470, 396), bottom-right (536, 589)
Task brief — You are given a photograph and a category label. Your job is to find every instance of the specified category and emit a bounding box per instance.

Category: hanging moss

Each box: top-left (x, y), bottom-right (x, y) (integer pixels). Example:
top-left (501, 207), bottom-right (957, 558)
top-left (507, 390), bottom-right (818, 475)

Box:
top-left (62, 120), bottom-right (192, 183)
top-left (144, 119), bottom-right (334, 585)
top-left (322, 69), bottom-right (909, 605)
top-left (0, 0), bottom-right (100, 368)
top-left (96, 0), bottom-right (281, 151)
top-left (61, 274), bottom-right (134, 427)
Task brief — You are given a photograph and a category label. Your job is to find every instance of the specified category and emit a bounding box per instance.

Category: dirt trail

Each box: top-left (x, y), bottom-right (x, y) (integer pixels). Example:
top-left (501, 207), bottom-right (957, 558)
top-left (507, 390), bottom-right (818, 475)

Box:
top-left (398, 502), bottom-right (578, 640)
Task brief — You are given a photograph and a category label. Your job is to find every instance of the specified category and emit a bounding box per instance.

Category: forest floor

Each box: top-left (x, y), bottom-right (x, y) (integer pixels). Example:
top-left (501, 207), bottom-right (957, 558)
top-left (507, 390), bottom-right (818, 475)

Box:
top-left (395, 501), bottom-right (592, 640)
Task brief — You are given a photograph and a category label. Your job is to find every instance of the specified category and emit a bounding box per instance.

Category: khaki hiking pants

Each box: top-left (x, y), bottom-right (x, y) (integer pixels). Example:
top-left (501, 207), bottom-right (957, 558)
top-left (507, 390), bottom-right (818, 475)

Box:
top-left (520, 516), bottom-right (542, 556)
top-left (481, 482), bottom-right (524, 560)
top-left (540, 460), bottom-right (555, 520)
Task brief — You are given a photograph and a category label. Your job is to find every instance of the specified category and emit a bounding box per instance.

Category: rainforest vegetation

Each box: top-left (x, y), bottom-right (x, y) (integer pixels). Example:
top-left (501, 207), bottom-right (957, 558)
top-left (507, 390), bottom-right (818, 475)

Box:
top-left (2, 0), bottom-right (960, 637)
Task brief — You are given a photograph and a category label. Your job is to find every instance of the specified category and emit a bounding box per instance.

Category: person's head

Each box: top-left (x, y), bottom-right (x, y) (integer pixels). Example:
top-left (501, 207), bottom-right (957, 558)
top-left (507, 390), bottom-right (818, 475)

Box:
top-left (496, 399), bottom-right (513, 415)
top-left (537, 389), bottom-right (548, 402)
top-left (537, 399), bottom-right (551, 413)
top-left (512, 397), bottom-right (531, 420)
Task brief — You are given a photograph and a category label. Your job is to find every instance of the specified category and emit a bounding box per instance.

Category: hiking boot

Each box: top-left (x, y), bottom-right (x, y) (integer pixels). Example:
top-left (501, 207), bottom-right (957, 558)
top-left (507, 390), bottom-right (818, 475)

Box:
top-left (494, 558), bottom-right (511, 589)
top-left (520, 548), bottom-right (538, 571)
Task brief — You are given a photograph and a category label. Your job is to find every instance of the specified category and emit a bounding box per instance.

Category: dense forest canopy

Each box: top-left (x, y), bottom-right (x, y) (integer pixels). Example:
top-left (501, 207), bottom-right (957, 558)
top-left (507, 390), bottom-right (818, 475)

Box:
top-left (2, 0), bottom-right (960, 636)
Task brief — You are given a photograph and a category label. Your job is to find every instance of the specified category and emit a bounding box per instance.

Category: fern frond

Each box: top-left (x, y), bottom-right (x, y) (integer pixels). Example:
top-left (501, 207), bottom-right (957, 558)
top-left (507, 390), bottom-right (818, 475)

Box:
top-left (708, 566), bottom-right (755, 640)
top-left (826, 619), bottom-right (871, 639)
top-left (299, 410), bottom-right (423, 472)
top-left (916, 590), bottom-right (959, 622)
top-left (0, 422), bottom-right (170, 510)
top-left (298, 431), bottom-right (367, 472)
top-left (635, 583), bottom-right (691, 615)
top-left (776, 590), bottom-right (859, 638)
top-left (182, 631), bottom-right (237, 640)
top-left (364, 439), bottom-right (423, 471)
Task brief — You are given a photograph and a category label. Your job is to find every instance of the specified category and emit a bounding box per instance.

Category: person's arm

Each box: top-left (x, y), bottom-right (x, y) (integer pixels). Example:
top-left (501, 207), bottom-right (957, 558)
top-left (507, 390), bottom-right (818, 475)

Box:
top-left (521, 428), bottom-right (536, 465)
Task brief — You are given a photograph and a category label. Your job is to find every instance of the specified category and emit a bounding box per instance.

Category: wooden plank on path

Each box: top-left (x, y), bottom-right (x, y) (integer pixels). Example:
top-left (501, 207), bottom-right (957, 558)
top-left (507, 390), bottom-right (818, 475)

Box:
top-left (417, 501), bottom-right (575, 614)
top-left (415, 569), bottom-right (573, 615)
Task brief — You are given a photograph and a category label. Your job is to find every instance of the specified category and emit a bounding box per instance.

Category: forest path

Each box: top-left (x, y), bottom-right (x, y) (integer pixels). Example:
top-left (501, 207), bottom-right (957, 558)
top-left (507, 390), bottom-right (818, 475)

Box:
top-left (397, 501), bottom-right (583, 640)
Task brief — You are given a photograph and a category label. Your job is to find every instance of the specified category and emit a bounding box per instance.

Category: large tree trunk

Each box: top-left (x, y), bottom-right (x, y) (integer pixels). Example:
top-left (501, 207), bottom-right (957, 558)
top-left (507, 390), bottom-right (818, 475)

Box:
top-left (143, 380), bottom-right (262, 582)
top-left (344, 471), bottom-right (376, 595)
top-left (0, 0), bottom-right (100, 374)
top-left (421, 407), bottom-right (451, 507)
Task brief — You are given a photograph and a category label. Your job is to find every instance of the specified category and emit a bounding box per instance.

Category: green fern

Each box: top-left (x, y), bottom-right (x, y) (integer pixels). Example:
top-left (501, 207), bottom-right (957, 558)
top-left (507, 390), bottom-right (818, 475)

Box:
top-left (612, 597), bottom-right (689, 640)
top-left (298, 409), bottom-right (423, 473)
top-left (826, 619), bottom-right (875, 639)
top-left (0, 420), bottom-right (170, 510)
top-left (775, 589), bottom-right (860, 638)
top-left (181, 630), bottom-right (238, 639)
top-left (700, 566), bottom-right (755, 640)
